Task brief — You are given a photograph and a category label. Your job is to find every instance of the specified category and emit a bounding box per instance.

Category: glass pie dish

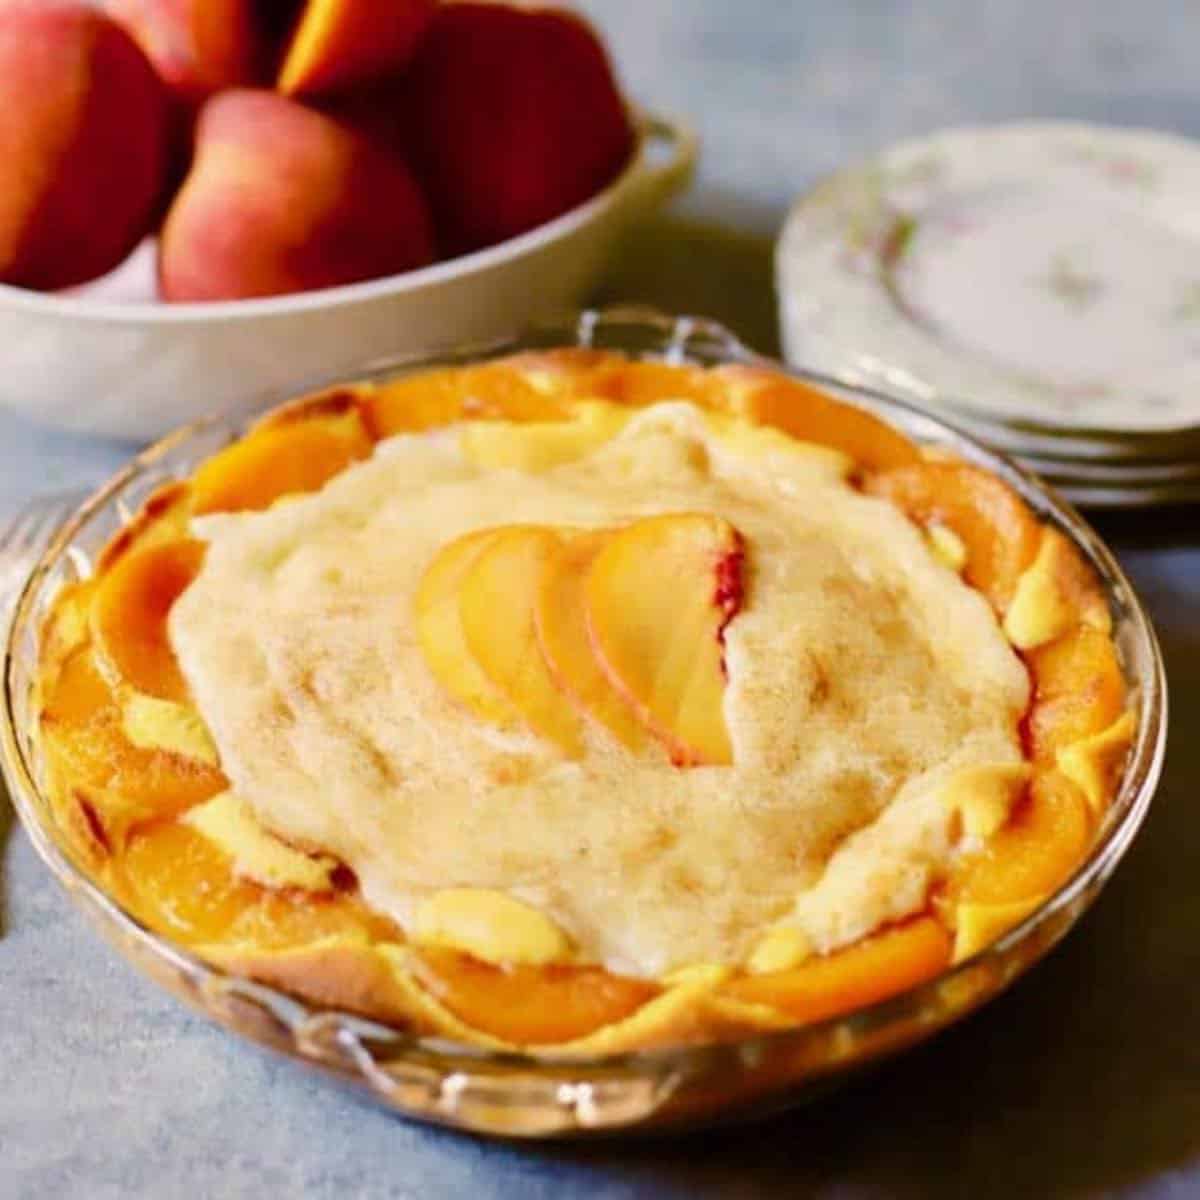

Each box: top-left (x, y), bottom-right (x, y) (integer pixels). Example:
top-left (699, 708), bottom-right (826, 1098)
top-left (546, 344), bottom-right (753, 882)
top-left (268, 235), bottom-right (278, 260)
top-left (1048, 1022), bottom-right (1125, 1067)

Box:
top-left (0, 308), bottom-right (1166, 1137)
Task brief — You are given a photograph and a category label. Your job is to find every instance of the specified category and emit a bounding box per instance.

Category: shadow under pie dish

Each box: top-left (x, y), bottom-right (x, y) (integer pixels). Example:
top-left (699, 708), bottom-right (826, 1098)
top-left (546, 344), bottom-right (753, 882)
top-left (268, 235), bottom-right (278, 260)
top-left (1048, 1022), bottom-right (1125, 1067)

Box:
top-left (2, 311), bottom-right (1165, 1135)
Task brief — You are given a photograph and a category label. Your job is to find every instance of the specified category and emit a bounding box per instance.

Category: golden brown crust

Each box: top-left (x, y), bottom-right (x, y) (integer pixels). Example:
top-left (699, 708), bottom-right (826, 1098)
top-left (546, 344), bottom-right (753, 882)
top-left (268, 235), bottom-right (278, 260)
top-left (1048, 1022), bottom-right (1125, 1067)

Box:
top-left (31, 352), bottom-right (1134, 1051)
top-left (207, 939), bottom-right (431, 1032)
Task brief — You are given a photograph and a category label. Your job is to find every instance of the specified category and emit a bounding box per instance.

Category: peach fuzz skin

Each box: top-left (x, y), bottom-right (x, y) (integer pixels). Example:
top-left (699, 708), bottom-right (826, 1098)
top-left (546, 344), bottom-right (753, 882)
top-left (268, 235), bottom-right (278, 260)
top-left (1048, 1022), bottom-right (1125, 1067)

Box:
top-left (0, 2), bottom-right (172, 290)
top-left (108, 0), bottom-right (433, 108)
top-left (399, 3), bottom-right (634, 254)
top-left (158, 89), bottom-right (434, 302)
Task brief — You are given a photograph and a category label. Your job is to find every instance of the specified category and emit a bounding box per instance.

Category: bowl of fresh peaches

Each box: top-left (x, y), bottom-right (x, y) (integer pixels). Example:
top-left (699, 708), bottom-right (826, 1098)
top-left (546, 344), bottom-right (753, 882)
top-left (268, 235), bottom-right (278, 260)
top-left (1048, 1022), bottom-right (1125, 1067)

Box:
top-left (1, 308), bottom-right (1165, 1135)
top-left (0, 1), bottom-right (694, 438)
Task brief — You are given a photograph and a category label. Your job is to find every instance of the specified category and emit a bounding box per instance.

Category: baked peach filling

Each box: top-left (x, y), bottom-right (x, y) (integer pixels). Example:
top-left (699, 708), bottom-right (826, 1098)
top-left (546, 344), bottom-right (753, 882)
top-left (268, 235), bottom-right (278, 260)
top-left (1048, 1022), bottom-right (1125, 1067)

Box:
top-left (33, 352), bottom-right (1134, 1052)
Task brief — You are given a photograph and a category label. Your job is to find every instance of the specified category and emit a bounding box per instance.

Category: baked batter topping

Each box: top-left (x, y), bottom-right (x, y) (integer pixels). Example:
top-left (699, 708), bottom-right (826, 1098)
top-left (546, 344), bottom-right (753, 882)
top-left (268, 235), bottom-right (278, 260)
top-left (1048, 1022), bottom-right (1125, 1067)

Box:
top-left (169, 401), bottom-right (1028, 976)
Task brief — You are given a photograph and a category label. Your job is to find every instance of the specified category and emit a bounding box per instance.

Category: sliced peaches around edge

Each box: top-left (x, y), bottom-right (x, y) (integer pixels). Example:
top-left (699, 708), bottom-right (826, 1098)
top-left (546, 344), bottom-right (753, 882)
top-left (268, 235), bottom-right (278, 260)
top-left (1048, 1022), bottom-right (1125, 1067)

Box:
top-left (115, 818), bottom-right (392, 950)
top-left (91, 538), bottom-right (207, 702)
top-left (721, 917), bottom-right (952, 1022)
top-left (584, 513), bottom-right (744, 766)
top-left (34, 350), bottom-right (1134, 1045)
top-left (414, 514), bottom-right (745, 763)
top-left (864, 459), bottom-right (1042, 612)
top-left (39, 646), bottom-right (226, 848)
top-left (191, 402), bottom-right (372, 515)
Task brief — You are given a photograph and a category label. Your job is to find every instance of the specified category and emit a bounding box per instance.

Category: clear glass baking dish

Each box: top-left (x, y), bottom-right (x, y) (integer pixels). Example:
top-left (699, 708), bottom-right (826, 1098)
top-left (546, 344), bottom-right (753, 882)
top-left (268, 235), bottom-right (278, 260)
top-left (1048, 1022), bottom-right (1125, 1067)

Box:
top-left (0, 307), bottom-right (1167, 1137)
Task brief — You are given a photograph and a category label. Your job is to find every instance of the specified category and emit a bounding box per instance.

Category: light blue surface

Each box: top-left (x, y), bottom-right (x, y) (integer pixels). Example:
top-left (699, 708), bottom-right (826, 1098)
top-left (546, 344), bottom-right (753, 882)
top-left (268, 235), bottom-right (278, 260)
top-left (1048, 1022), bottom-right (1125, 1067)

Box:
top-left (4, 3), bottom-right (1200, 1196)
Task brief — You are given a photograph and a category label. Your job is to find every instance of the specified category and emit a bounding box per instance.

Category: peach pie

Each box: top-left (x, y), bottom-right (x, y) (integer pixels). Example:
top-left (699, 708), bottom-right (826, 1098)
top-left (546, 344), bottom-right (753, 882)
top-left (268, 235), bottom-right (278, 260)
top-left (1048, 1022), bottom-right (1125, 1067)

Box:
top-left (34, 352), bottom-right (1133, 1053)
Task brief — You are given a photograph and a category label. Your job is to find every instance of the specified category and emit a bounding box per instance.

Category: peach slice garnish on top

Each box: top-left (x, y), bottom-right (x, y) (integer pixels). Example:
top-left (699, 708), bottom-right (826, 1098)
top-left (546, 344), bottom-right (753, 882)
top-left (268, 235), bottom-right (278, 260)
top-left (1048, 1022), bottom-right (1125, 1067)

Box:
top-left (584, 513), bottom-right (744, 766)
top-left (191, 404), bottom-right (372, 515)
top-left (91, 538), bottom-right (207, 703)
top-left (721, 916), bottom-right (952, 1023)
top-left (411, 945), bottom-right (659, 1045)
top-left (864, 460), bottom-right (1041, 612)
top-left (458, 527), bottom-right (584, 757)
top-left (414, 528), bottom-right (523, 730)
top-left (1024, 624), bottom-right (1126, 764)
top-left (364, 363), bottom-right (570, 439)
top-left (1003, 525), bottom-right (1111, 650)
top-left (534, 531), bottom-right (653, 754)
top-left (711, 366), bottom-right (923, 474)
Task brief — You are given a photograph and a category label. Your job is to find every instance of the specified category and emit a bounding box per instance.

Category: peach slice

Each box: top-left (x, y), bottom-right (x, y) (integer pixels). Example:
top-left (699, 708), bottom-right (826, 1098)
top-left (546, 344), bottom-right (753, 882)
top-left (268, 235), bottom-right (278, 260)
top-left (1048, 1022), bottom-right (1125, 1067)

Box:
top-left (95, 481), bottom-right (192, 575)
top-left (1003, 526), bottom-right (1111, 650)
top-left (584, 361), bottom-right (721, 409)
top-left (534, 531), bottom-right (651, 753)
top-left (365, 364), bottom-right (568, 439)
top-left (411, 946), bottom-right (659, 1045)
top-left (503, 347), bottom-right (626, 395)
top-left (276, 0), bottom-right (434, 97)
top-left (1025, 625), bottom-right (1126, 764)
top-left (458, 403), bottom-right (629, 471)
top-left (91, 538), bottom-right (206, 703)
top-left (721, 917), bottom-right (952, 1023)
top-left (414, 529), bottom-right (522, 729)
top-left (459, 527), bottom-right (583, 756)
top-left (712, 366), bottom-right (922, 474)
top-left (947, 769), bottom-right (1094, 961)
top-left (40, 578), bottom-right (97, 664)
top-left (864, 460), bottom-right (1041, 612)
top-left (117, 819), bottom-right (383, 948)
top-left (40, 646), bottom-right (226, 838)
top-left (190, 408), bottom-right (371, 515)
top-left (584, 513), bottom-right (744, 766)
top-left (951, 771), bottom-right (1092, 908)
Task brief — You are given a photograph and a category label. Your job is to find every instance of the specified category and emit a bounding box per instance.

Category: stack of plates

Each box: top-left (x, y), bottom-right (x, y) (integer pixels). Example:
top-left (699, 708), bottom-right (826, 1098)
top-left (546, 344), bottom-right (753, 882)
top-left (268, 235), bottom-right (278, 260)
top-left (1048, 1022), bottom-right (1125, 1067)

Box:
top-left (776, 122), bottom-right (1200, 507)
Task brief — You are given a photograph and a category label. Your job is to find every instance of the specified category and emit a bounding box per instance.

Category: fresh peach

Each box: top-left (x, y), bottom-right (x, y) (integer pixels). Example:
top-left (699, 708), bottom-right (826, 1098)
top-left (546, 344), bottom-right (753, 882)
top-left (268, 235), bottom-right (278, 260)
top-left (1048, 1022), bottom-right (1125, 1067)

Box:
top-left (106, 0), bottom-right (264, 109)
top-left (159, 89), bottom-right (434, 300)
top-left (585, 514), bottom-right (744, 766)
top-left (365, 363), bottom-right (568, 438)
top-left (400, 3), bottom-right (633, 253)
top-left (276, 0), bottom-right (434, 97)
top-left (458, 527), bottom-right (583, 756)
top-left (0, 3), bottom-right (172, 289)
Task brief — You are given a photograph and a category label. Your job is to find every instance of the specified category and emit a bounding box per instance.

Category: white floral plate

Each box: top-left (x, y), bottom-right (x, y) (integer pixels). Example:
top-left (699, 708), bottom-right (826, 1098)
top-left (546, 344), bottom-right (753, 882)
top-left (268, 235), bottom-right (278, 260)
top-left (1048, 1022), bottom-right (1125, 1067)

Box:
top-left (777, 122), bottom-right (1200, 437)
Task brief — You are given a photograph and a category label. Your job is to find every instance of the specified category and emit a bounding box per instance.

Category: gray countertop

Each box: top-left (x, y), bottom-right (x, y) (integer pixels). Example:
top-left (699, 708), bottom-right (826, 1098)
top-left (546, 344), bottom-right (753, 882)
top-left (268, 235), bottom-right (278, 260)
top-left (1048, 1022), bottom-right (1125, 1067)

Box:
top-left (4, 2), bottom-right (1200, 1196)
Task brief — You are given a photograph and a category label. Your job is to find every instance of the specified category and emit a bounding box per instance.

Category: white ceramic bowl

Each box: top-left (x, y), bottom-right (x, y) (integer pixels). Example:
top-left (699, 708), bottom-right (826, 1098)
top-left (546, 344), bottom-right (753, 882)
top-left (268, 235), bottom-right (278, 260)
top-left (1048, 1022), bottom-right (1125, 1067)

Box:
top-left (0, 114), bottom-right (695, 441)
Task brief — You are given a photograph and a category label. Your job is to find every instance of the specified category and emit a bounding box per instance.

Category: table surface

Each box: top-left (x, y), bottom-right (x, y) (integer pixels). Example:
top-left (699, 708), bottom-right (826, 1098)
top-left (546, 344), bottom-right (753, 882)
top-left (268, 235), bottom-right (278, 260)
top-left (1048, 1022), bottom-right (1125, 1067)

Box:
top-left (5, 2), bottom-right (1200, 1196)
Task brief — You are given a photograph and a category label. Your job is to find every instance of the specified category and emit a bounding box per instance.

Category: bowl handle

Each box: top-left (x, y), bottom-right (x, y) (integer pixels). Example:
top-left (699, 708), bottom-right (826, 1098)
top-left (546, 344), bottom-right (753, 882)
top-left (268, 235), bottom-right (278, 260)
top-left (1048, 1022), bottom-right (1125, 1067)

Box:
top-left (632, 111), bottom-right (700, 213)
